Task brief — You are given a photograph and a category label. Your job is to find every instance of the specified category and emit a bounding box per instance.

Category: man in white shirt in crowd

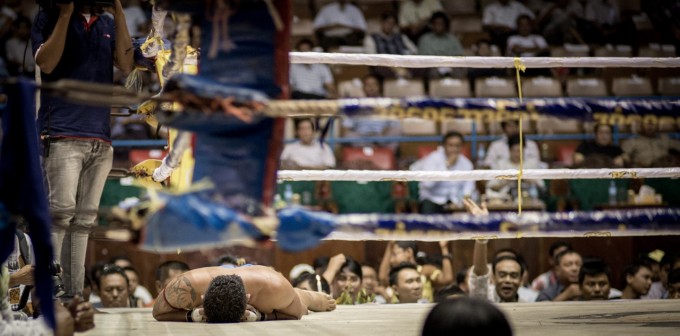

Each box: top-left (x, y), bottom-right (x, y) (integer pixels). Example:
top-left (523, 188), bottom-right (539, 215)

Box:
top-left (313, 0), bottom-right (366, 49)
top-left (290, 39), bottom-right (336, 99)
top-left (485, 135), bottom-right (545, 201)
top-left (281, 118), bottom-right (336, 170)
top-left (482, 0), bottom-right (534, 50)
top-left (483, 120), bottom-right (540, 169)
top-left (398, 0), bottom-right (442, 41)
top-left (506, 15), bottom-right (549, 57)
top-left (410, 131), bottom-right (475, 214)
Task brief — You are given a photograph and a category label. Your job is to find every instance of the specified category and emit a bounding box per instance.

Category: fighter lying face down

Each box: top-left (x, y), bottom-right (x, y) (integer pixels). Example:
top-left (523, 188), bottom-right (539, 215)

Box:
top-left (153, 265), bottom-right (336, 323)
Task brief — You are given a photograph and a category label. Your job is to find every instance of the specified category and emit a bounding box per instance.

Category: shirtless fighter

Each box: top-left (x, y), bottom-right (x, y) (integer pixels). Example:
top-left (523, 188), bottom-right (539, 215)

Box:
top-left (153, 265), bottom-right (336, 323)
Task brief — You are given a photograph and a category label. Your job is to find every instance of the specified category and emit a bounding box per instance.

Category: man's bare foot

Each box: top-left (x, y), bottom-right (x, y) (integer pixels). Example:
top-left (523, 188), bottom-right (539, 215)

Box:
top-left (308, 292), bottom-right (336, 312)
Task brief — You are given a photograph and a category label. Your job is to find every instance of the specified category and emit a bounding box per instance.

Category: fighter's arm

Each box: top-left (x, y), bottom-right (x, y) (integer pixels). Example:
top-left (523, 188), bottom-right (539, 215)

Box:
top-left (261, 277), bottom-right (306, 320)
top-left (152, 276), bottom-right (201, 322)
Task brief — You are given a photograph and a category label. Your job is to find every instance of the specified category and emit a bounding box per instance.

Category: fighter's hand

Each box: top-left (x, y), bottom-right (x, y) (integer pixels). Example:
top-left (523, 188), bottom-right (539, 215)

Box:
top-left (240, 304), bottom-right (261, 322)
top-left (463, 198), bottom-right (488, 216)
top-left (191, 308), bottom-right (207, 323)
top-left (57, 1), bottom-right (74, 17)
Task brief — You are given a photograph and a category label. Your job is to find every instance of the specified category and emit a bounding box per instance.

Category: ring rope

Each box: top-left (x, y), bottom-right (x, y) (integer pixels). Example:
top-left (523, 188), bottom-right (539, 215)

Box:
top-left (514, 58), bottom-right (527, 214)
top-left (290, 52), bottom-right (680, 68)
top-left (276, 168), bottom-right (680, 182)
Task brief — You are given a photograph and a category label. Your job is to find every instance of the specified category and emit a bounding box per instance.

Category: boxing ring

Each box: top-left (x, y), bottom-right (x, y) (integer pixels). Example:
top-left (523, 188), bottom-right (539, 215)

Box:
top-left (87, 300), bottom-right (680, 336)
top-left (1, 1), bottom-right (680, 335)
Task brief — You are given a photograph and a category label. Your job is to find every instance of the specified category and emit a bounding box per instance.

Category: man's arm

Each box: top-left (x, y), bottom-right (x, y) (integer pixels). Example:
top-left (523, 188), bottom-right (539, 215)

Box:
top-left (378, 241), bottom-right (394, 286)
top-left (152, 276), bottom-right (200, 321)
top-left (432, 241), bottom-right (454, 286)
top-left (35, 3), bottom-right (73, 74)
top-left (110, 0), bottom-right (134, 73)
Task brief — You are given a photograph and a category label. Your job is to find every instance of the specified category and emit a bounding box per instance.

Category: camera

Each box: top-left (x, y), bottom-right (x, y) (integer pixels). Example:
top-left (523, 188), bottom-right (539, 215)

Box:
top-left (37, 0), bottom-right (115, 10)
top-left (48, 261), bottom-right (66, 298)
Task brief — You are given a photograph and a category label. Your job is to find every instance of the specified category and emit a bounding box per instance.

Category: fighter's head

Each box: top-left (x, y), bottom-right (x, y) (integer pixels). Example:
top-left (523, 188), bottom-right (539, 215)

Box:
top-left (203, 275), bottom-right (248, 323)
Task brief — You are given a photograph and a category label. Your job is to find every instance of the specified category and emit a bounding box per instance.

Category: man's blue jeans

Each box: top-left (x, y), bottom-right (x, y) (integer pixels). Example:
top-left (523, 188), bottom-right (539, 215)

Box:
top-left (43, 139), bottom-right (113, 297)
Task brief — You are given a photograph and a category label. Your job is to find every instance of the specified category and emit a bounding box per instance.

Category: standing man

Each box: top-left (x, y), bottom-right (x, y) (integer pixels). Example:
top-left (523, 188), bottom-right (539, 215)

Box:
top-left (32, 0), bottom-right (133, 300)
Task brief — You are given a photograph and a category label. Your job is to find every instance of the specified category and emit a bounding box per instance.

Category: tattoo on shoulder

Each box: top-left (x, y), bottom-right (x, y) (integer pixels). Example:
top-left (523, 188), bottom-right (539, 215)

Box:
top-left (170, 276), bottom-right (198, 309)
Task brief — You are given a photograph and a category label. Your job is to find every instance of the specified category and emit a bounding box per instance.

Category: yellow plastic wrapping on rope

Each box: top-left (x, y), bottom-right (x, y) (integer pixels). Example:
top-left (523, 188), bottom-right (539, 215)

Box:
top-left (514, 58), bottom-right (526, 215)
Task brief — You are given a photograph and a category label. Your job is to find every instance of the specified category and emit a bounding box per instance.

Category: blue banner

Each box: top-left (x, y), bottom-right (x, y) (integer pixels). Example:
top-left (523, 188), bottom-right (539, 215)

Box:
top-left (338, 97), bottom-right (680, 127)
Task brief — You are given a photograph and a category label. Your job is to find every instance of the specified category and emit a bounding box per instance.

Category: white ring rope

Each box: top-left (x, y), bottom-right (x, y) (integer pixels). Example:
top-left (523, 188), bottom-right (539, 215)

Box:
top-left (278, 168), bottom-right (680, 182)
top-left (290, 52), bottom-right (680, 68)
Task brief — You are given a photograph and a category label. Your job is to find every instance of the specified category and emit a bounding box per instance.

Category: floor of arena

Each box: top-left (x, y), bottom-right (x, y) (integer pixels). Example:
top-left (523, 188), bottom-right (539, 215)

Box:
top-left (90, 300), bottom-right (680, 336)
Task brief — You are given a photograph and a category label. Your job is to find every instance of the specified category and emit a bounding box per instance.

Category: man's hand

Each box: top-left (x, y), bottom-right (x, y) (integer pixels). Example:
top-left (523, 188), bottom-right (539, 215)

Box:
top-left (68, 296), bottom-right (95, 333)
top-left (559, 284), bottom-right (582, 301)
top-left (57, 1), bottom-right (74, 17)
top-left (191, 308), bottom-right (207, 322)
top-left (328, 254), bottom-right (347, 270)
top-left (439, 241), bottom-right (450, 253)
top-left (9, 265), bottom-right (34, 286)
top-left (463, 198), bottom-right (488, 216)
top-left (241, 304), bottom-right (261, 322)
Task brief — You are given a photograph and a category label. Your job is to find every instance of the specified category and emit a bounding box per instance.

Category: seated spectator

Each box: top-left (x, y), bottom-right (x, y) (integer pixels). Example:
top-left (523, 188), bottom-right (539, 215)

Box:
top-left (379, 241), bottom-right (453, 303)
top-left (110, 256), bottom-right (133, 269)
top-left (645, 253), bottom-right (680, 299)
top-left (434, 284), bottom-right (465, 302)
top-left (484, 120), bottom-right (540, 169)
top-left (482, 0), bottom-right (534, 51)
top-left (467, 39), bottom-right (507, 86)
top-left (421, 297), bottom-right (513, 336)
top-left (341, 74), bottom-right (402, 152)
top-left (123, 266), bottom-right (153, 307)
top-left (667, 268), bottom-right (680, 299)
top-left (4, 16), bottom-right (33, 76)
top-left (313, 0), bottom-right (367, 50)
top-left (622, 120), bottom-right (680, 168)
top-left (583, 0), bottom-right (621, 44)
top-left (281, 118), bottom-right (336, 170)
top-left (323, 255), bottom-right (367, 304)
top-left (468, 237), bottom-right (535, 302)
top-left (361, 264), bottom-right (387, 304)
top-left (389, 263), bottom-right (425, 303)
top-left (96, 265), bottom-right (131, 308)
top-left (154, 261), bottom-right (190, 299)
top-left (290, 39), bottom-right (336, 99)
top-left (292, 272), bottom-right (331, 295)
top-left (573, 123), bottom-right (627, 168)
top-left (489, 248), bottom-right (538, 302)
top-left (216, 254), bottom-right (245, 268)
top-left (418, 12), bottom-right (464, 79)
top-left (486, 135), bottom-right (545, 201)
top-left (399, 0), bottom-right (443, 42)
top-left (536, 0), bottom-right (585, 45)
top-left (536, 249), bottom-right (583, 301)
top-left (621, 261), bottom-right (653, 299)
top-left (531, 241), bottom-right (572, 292)
top-left (410, 131), bottom-right (475, 213)
top-left (506, 15), bottom-right (549, 57)
top-left (364, 11), bottom-right (418, 79)
top-left (313, 256), bottom-right (330, 275)
top-left (578, 259), bottom-right (616, 300)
